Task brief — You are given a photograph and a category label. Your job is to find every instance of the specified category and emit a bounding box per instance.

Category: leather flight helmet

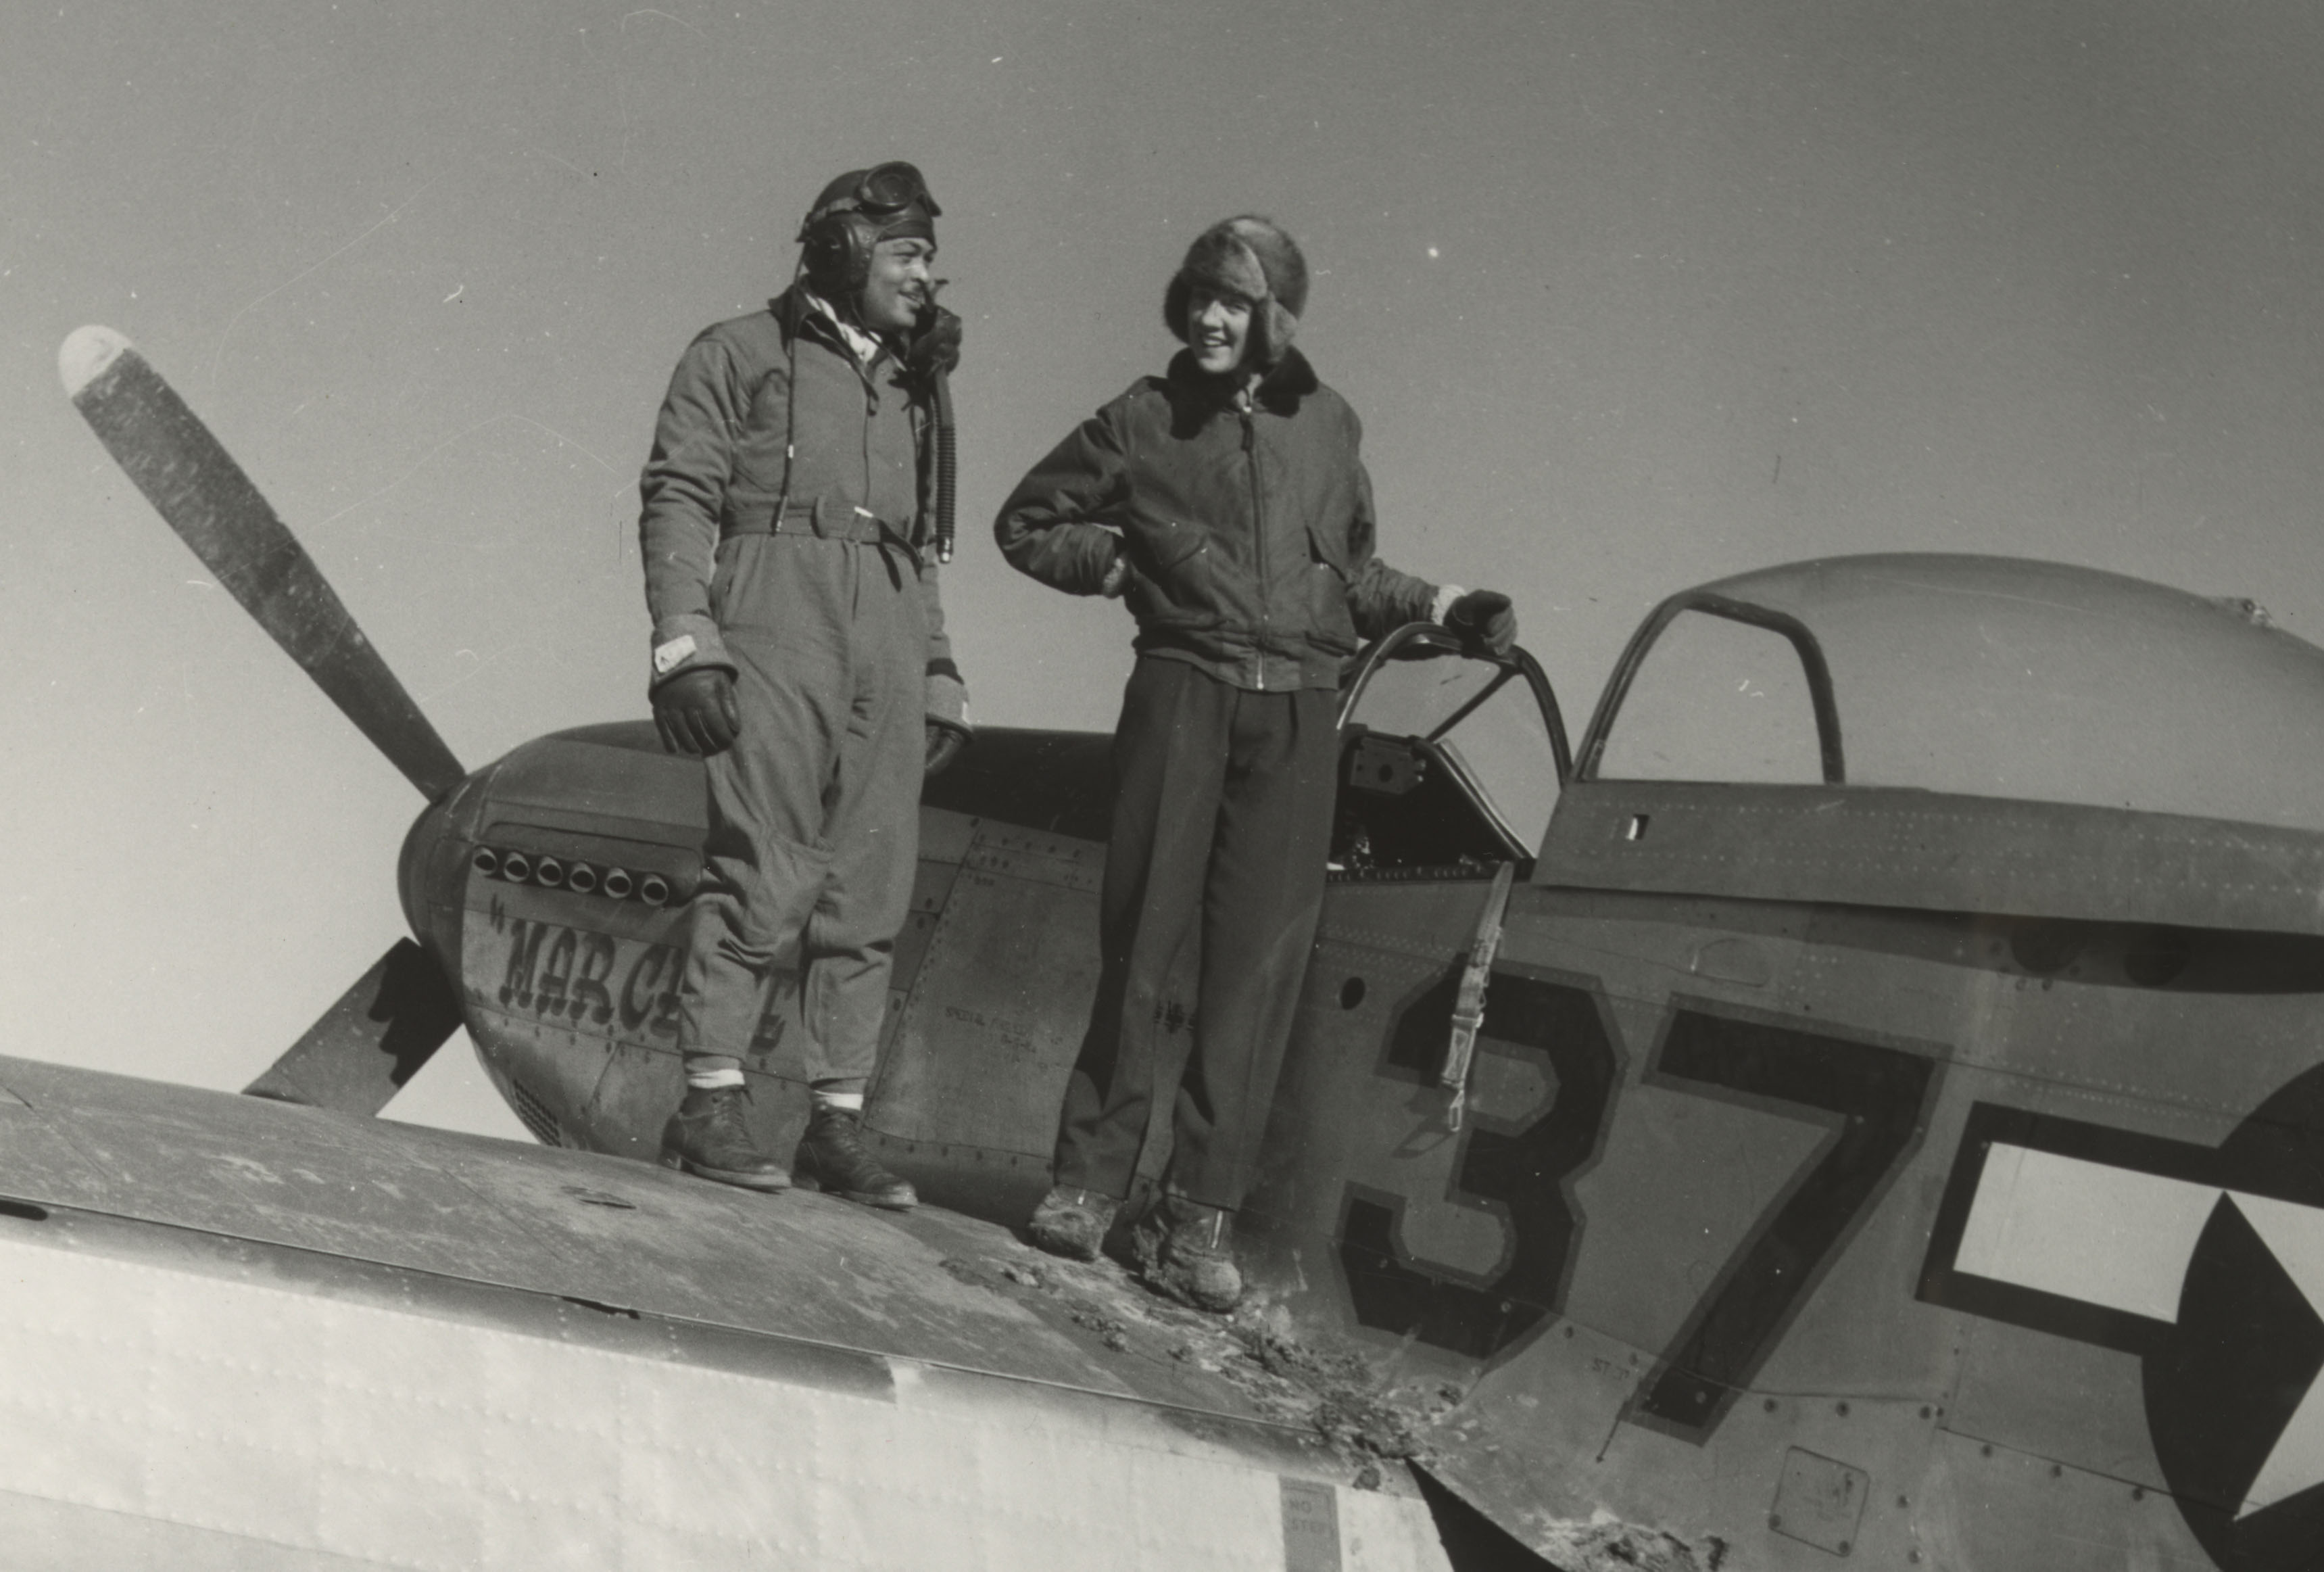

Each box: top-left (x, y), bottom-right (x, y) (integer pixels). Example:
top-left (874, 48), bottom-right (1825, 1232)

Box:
top-left (797, 162), bottom-right (940, 297)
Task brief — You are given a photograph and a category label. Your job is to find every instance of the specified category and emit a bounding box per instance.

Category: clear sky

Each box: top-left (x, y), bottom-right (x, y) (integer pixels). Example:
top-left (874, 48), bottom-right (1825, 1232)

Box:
top-left (7, 0), bottom-right (2324, 1140)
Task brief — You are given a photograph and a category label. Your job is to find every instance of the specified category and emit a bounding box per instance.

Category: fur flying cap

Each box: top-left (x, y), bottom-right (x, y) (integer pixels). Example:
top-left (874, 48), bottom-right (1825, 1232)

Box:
top-left (1164, 215), bottom-right (1309, 371)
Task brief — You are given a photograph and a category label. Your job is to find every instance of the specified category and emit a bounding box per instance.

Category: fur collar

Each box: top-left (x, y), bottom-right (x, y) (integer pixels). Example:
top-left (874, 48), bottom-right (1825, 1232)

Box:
top-left (1163, 346), bottom-right (1320, 414)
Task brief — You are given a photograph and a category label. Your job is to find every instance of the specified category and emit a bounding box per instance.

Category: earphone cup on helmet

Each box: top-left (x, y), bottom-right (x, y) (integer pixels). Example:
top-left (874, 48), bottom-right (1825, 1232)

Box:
top-left (802, 213), bottom-right (879, 295)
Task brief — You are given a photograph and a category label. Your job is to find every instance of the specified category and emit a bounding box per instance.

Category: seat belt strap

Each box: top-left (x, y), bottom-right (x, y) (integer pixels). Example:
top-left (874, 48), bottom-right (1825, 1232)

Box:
top-left (1443, 860), bottom-right (1518, 1131)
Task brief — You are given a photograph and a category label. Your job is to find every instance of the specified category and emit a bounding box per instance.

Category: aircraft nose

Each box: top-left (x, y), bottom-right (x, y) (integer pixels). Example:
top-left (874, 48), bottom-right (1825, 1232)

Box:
top-left (399, 773), bottom-right (483, 968)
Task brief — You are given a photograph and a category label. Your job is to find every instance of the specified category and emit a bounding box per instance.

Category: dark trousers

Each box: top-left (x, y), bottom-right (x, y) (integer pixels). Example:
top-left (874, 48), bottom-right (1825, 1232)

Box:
top-left (1052, 657), bottom-right (1340, 1210)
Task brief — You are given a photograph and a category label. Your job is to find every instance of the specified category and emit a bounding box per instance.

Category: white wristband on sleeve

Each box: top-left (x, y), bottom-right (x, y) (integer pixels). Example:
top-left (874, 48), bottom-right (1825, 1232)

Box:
top-left (1430, 584), bottom-right (1467, 625)
top-left (653, 634), bottom-right (698, 675)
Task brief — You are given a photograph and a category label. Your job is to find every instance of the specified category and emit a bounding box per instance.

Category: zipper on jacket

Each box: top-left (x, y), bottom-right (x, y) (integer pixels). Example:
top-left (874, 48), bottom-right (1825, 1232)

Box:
top-left (1242, 402), bottom-right (1267, 690)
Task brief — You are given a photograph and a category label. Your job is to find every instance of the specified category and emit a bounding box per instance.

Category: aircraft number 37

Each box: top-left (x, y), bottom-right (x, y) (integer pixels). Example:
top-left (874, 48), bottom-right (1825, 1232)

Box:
top-left (1336, 963), bottom-right (1943, 1442)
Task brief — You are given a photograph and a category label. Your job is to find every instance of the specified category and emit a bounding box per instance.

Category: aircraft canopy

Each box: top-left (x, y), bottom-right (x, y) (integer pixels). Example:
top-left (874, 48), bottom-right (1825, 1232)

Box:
top-left (1592, 553), bottom-right (2324, 833)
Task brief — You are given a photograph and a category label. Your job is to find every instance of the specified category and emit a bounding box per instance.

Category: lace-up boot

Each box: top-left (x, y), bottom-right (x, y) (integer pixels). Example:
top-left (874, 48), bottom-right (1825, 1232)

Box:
top-left (1133, 1197), bottom-right (1242, 1312)
top-left (1027, 1187), bottom-right (1119, 1261)
top-left (662, 1084), bottom-right (790, 1191)
top-left (796, 1103), bottom-right (918, 1210)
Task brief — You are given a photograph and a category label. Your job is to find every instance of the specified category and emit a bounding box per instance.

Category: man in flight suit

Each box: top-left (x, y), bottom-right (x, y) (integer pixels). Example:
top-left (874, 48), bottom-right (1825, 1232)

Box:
top-left (639, 162), bottom-right (970, 1207)
top-left (996, 215), bottom-right (1518, 1308)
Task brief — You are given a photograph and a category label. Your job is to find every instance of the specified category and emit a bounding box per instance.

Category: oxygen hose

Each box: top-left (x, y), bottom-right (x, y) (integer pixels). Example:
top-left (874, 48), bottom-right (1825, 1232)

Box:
top-left (934, 368), bottom-right (957, 563)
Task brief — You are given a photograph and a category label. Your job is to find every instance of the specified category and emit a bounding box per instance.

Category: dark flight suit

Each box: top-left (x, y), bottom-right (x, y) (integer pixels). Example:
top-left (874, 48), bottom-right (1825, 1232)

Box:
top-left (639, 291), bottom-right (948, 1084)
top-left (996, 348), bottom-right (1437, 1212)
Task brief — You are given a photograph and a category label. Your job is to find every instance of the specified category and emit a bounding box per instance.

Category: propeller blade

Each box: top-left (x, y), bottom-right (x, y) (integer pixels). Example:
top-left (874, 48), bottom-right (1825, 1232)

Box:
top-left (60, 326), bottom-right (466, 802)
top-left (243, 939), bottom-right (464, 1116)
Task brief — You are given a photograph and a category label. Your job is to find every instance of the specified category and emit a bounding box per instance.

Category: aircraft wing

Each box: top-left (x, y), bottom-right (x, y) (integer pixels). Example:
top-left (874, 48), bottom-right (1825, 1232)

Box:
top-left (0, 1054), bottom-right (1451, 1571)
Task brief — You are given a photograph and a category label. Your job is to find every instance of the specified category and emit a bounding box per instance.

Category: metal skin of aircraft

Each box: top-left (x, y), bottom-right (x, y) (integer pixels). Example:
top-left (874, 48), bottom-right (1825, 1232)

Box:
top-left (35, 324), bottom-right (2324, 1572)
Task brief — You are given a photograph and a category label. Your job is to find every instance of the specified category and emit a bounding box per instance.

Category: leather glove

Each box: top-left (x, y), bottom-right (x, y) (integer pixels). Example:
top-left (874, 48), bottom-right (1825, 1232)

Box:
top-left (925, 666), bottom-right (971, 777)
top-left (1445, 588), bottom-right (1518, 657)
top-left (906, 304), bottom-right (963, 385)
top-left (926, 721), bottom-right (969, 777)
top-left (653, 668), bottom-right (741, 757)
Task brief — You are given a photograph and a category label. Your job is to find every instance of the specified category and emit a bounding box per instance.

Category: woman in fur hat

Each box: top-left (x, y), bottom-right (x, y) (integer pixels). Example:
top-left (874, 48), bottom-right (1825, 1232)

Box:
top-left (994, 215), bottom-right (1519, 1311)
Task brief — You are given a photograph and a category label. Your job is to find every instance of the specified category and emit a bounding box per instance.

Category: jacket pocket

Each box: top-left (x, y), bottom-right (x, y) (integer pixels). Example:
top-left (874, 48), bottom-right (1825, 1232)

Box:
top-left (1302, 524), bottom-right (1360, 653)
top-left (1123, 521), bottom-right (1217, 628)
top-left (1305, 519), bottom-right (1355, 577)
top-left (1130, 517), bottom-right (1207, 576)
top-left (731, 376), bottom-right (796, 492)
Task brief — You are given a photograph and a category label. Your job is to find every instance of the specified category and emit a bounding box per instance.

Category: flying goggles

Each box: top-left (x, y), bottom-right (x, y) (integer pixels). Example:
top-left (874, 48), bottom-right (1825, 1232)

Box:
top-left (799, 162), bottom-right (942, 237)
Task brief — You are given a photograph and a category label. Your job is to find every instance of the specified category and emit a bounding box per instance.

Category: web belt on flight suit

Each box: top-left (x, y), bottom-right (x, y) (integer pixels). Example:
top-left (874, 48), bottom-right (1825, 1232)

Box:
top-left (723, 500), bottom-right (923, 585)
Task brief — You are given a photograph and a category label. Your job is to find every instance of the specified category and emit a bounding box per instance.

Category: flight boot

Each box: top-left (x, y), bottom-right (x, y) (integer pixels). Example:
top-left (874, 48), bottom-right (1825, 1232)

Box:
top-left (1131, 1196), bottom-right (1242, 1313)
top-left (662, 1084), bottom-right (791, 1192)
top-left (796, 1103), bottom-right (918, 1210)
top-left (1027, 1186), bottom-right (1119, 1262)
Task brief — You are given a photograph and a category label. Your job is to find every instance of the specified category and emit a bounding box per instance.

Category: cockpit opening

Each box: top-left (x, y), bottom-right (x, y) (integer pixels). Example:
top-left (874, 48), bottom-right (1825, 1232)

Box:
top-left (1581, 554), bottom-right (2324, 832)
top-left (1329, 626), bottom-right (1570, 880)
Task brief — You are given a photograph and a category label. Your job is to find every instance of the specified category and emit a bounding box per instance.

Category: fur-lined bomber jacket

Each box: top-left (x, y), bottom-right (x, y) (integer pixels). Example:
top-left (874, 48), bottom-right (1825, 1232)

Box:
top-left (638, 290), bottom-right (951, 691)
top-left (994, 349), bottom-right (1437, 692)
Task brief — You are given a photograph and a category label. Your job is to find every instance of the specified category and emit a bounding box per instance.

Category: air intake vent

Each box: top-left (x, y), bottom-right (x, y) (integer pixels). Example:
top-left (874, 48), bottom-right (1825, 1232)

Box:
top-left (508, 1080), bottom-right (564, 1147)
